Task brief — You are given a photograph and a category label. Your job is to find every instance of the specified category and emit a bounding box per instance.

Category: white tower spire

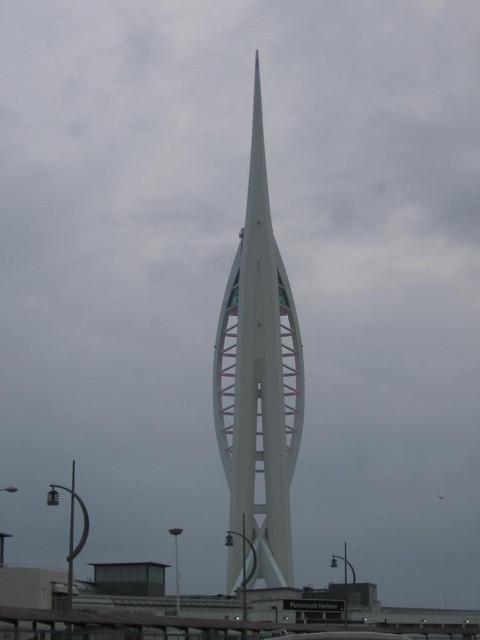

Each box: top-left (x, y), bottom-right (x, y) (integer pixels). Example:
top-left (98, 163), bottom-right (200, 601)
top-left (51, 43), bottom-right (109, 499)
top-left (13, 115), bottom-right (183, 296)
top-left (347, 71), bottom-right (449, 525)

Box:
top-left (214, 52), bottom-right (304, 592)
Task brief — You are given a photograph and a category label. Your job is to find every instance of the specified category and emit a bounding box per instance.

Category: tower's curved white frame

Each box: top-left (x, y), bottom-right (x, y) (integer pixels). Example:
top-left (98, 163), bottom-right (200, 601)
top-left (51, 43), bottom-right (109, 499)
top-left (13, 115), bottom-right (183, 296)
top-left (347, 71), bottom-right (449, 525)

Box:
top-left (213, 52), bottom-right (304, 593)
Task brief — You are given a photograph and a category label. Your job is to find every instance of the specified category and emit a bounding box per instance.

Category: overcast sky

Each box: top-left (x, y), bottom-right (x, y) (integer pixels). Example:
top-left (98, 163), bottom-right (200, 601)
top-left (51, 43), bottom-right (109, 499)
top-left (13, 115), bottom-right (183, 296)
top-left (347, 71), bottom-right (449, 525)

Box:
top-left (1, 0), bottom-right (480, 611)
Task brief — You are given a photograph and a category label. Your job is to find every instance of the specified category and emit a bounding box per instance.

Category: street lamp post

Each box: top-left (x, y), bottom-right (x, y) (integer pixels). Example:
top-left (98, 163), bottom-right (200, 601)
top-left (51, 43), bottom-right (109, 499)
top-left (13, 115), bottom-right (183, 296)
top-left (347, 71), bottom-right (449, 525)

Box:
top-left (331, 542), bottom-right (356, 626)
top-left (225, 513), bottom-right (258, 626)
top-left (169, 528), bottom-right (183, 615)
top-left (47, 461), bottom-right (90, 612)
top-left (0, 487), bottom-right (17, 567)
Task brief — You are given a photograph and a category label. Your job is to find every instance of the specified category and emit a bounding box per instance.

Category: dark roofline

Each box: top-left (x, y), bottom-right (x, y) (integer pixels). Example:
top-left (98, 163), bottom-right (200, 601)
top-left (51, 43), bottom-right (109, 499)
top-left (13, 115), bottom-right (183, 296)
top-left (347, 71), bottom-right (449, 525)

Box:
top-left (0, 606), bottom-right (382, 633)
top-left (89, 561), bottom-right (170, 569)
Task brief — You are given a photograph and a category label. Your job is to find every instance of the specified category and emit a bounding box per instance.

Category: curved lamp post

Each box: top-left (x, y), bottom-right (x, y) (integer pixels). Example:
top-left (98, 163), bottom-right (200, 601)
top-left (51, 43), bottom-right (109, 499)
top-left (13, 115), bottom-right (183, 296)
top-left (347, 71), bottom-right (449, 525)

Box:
top-left (47, 460), bottom-right (89, 611)
top-left (225, 513), bottom-right (258, 626)
top-left (168, 528), bottom-right (183, 615)
top-left (331, 542), bottom-right (356, 626)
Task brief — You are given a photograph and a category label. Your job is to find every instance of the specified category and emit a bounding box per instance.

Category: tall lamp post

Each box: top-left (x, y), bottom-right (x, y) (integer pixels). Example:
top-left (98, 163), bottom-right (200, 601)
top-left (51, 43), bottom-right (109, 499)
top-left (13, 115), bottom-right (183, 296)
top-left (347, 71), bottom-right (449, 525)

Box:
top-left (0, 487), bottom-right (17, 567)
top-left (47, 461), bottom-right (90, 612)
top-left (331, 542), bottom-right (356, 626)
top-left (225, 513), bottom-right (258, 626)
top-left (169, 528), bottom-right (183, 615)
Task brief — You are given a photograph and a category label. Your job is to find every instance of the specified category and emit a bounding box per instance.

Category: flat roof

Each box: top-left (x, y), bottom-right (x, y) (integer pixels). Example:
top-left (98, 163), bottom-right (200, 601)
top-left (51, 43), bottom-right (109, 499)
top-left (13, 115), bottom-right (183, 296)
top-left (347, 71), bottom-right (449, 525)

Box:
top-left (89, 561), bottom-right (170, 568)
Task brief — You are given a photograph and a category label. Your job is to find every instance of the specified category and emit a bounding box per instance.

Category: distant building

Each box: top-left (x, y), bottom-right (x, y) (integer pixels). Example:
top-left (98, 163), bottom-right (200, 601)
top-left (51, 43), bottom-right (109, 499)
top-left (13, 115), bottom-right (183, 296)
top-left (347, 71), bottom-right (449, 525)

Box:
top-left (90, 562), bottom-right (169, 597)
top-left (300, 583), bottom-right (378, 623)
top-left (303, 583), bottom-right (378, 607)
top-left (0, 566), bottom-right (72, 609)
top-left (0, 562), bottom-right (169, 610)
top-left (2, 564), bottom-right (480, 632)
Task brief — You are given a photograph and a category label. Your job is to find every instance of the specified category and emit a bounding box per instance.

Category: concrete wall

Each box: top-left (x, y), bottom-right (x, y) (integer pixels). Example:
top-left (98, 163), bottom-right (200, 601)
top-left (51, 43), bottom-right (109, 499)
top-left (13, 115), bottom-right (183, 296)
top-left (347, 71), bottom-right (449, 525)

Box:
top-left (0, 566), bottom-right (68, 608)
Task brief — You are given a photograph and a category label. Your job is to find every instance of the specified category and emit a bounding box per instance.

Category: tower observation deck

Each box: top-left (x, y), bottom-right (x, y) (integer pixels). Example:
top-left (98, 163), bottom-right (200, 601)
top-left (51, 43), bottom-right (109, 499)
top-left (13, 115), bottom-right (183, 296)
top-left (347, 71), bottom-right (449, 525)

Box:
top-left (213, 52), bottom-right (305, 593)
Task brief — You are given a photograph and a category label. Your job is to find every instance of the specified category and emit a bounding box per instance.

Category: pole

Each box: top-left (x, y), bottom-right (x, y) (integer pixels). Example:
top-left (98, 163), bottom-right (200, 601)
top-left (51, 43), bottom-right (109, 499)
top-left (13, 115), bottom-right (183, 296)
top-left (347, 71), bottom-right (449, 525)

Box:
top-left (242, 513), bottom-right (247, 623)
top-left (67, 461), bottom-right (75, 613)
top-left (225, 518), bottom-right (258, 634)
top-left (175, 534), bottom-right (180, 615)
top-left (0, 488), bottom-right (16, 567)
top-left (331, 547), bottom-right (356, 626)
top-left (169, 528), bottom-right (183, 615)
top-left (344, 541), bottom-right (348, 626)
top-left (47, 465), bottom-right (90, 618)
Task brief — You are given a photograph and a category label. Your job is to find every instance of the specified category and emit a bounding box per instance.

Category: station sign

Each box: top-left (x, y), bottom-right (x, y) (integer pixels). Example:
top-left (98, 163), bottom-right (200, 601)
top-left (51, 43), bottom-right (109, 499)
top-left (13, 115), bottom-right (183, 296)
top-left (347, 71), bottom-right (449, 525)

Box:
top-left (283, 598), bottom-right (345, 612)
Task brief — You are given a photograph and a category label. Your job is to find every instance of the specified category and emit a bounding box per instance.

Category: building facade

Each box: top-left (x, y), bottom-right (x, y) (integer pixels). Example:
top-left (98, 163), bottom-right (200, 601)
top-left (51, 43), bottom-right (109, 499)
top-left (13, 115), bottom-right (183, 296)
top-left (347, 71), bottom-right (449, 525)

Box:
top-left (0, 566), bottom-right (72, 609)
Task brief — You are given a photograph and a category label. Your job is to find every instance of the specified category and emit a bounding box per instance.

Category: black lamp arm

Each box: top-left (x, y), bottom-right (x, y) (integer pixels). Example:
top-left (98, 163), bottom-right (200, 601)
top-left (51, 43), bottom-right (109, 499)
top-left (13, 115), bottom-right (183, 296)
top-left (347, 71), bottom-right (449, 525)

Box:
top-left (49, 484), bottom-right (90, 560)
top-left (331, 554), bottom-right (357, 583)
top-left (226, 530), bottom-right (258, 586)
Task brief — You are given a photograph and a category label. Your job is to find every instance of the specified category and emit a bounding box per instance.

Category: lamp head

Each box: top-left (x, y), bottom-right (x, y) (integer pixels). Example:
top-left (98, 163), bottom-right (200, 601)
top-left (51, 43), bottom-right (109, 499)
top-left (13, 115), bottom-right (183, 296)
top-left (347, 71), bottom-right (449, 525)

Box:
top-left (1, 487), bottom-right (17, 493)
top-left (169, 528), bottom-right (183, 537)
top-left (47, 488), bottom-right (59, 506)
top-left (225, 532), bottom-right (234, 547)
top-left (331, 555), bottom-right (338, 568)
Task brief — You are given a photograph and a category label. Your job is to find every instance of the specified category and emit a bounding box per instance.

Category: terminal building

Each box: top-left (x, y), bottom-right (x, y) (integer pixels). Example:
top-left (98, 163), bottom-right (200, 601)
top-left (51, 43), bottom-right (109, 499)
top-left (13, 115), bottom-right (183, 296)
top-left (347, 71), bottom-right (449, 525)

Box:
top-left (1, 561), bottom-right (480, 633)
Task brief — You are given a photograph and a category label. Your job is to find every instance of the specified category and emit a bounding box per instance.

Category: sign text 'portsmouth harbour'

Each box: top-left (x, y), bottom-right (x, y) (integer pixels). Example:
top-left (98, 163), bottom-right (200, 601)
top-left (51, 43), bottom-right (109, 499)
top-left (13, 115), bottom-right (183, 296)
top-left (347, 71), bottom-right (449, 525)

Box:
top-left (283, 599), bottom-right (345, 612)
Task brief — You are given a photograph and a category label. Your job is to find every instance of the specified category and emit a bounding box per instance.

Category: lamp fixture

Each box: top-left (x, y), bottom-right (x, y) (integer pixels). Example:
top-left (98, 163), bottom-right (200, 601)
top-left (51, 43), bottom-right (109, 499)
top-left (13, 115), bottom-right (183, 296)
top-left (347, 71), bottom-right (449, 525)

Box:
top-left (47, 488), bottom-right (60, 506)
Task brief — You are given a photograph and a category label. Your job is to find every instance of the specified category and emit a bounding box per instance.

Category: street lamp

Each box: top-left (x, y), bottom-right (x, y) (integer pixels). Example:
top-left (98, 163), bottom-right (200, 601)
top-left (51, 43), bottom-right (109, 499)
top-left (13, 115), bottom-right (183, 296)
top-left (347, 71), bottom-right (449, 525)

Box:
top-left (47, 460), bottom-right (89, 612)
top-left (225, 513), bottom-right (258, 625)
top-left (169, 527), bottom-right (183, 615)
top-left (0, 487), bottom-right (17, 567)
top-left (331, 542), bottom-right (356, 626)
